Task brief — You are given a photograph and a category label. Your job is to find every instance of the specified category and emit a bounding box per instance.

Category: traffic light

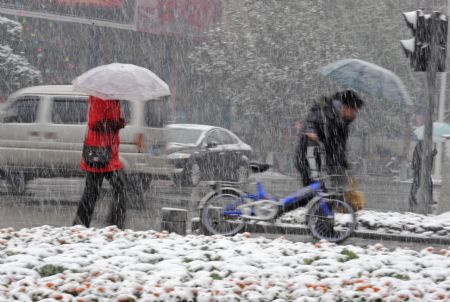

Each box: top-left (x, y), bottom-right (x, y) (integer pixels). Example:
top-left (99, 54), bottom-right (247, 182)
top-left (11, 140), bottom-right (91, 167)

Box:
top-left (401, 10), bottom-right (448, 72)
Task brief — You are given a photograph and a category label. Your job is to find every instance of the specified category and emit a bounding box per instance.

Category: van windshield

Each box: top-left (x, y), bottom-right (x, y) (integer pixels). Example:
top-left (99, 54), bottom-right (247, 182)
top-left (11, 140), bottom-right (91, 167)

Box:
top-left (168, 128), bottom-right (203, 145)
top-left (144, 98), bottom-right (170, 127)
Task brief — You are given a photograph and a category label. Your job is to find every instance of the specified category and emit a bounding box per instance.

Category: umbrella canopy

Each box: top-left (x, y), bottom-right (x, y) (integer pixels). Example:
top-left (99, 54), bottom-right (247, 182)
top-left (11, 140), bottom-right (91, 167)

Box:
top-left (320, 59), bottom-right (412, 105)
top-left (72, 63), bottom-right (171, 101)
top-left (413, 122), bottom-right (450, 142)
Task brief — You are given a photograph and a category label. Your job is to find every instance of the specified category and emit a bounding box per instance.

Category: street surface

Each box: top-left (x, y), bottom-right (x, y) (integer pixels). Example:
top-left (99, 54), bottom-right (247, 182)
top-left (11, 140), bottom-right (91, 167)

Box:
top-left (0, 174), bottom-right (445, 251)
top-left (0, 177), bottom-right (201, 231)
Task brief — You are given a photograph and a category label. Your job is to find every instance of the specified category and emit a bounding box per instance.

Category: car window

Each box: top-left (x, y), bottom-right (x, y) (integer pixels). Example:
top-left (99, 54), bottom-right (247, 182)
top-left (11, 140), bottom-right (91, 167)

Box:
top-left (218, 130), bottom-right (237, 144)
top-left (168, 128), bottom-right (203, 145)
top-left (51, 98), bottom-right (88, 124)
top-left (206, 130), bottom-right (223, 145)
top-left (144, 98), bottom-right (169, 127)
top-left (3, 96), bottom-right (40, 123)
top-left (119, 100), bottom-right (131, 123)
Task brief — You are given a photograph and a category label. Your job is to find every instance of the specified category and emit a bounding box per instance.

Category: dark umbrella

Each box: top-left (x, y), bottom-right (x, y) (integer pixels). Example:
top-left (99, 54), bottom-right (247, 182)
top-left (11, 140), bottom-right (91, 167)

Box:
top-left (320, 59), bottom-right (412, 105)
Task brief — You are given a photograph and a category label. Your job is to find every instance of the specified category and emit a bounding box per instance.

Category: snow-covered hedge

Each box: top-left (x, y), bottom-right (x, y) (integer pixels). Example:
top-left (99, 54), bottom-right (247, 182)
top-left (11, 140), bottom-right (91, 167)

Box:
top-left (279, 209), bottom-right (450, 238)
top-left (0, 226), bottom-right (449, 301)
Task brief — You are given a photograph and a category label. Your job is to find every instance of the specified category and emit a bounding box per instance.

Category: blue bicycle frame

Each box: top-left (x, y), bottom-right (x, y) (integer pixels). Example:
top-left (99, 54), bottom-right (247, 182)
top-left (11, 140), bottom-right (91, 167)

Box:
top-left (223, 180), bottom-right (332, 218)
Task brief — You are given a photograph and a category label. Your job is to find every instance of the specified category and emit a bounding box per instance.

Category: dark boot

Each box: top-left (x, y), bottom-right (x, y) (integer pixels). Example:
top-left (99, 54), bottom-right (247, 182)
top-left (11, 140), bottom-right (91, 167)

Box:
top-left (74, 172), bottom-right (104, 227)
top-left (107, 170), bottom-right (128, 229)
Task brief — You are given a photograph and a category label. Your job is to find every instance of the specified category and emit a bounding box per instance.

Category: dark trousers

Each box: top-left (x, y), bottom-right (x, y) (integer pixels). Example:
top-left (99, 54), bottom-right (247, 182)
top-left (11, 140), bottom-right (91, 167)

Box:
top-left (409, 173), bottom-right (433, 213)
top-left (295, 137), bottom-right (314, 186)
top-left (73, 170), bottom-right (127, 229)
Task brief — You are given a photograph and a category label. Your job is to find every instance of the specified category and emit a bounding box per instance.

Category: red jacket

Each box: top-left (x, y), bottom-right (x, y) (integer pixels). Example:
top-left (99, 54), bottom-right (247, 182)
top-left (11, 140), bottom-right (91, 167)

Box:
top-left (81, 96), bottom-right (124, 172)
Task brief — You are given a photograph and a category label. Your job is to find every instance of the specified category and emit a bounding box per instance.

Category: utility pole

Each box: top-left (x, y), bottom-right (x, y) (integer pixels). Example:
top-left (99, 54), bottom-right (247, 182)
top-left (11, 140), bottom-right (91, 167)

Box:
top-left (90, 26), bottom-right (101, 68)
top-left (437, 0), bottom-right (450, 214)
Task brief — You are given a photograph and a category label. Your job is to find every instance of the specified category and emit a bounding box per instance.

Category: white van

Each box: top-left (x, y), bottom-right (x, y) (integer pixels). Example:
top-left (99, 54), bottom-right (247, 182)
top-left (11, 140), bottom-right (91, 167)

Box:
top-left (0, 85), bottom-right (178, 193)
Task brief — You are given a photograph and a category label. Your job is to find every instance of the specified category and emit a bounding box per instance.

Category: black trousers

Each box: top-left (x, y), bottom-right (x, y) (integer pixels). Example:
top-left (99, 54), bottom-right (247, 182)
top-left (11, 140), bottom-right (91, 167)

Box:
top-left (73, 170), bottom-right (127, 229)
top-left (409, 173), bottom-right (433, 213)
top-left (295, 137), bottom-right (315, 186)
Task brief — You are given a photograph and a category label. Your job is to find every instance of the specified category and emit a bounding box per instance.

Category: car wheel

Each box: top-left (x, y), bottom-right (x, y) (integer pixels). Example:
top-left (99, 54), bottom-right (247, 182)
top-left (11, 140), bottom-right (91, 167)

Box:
top-left (234, 164), bottom-right (249, 183)
top-left (174, 161), bottom-right (201, 187)
top-left (6, 171), bottom-right (27, 195)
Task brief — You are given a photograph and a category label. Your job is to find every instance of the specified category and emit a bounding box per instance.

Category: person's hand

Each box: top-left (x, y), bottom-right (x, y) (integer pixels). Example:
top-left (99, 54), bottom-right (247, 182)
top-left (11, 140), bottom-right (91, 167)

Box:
top-left (348, 175), bottom-right (357, 189)
top-left (92, 120), bottom-right (107, 132)
top-left (117, 118), bottom-right (126, 129)
top-left (306, 132), bottom-right (319, 142)
top-left (92, 119), bottom-right (126, 132)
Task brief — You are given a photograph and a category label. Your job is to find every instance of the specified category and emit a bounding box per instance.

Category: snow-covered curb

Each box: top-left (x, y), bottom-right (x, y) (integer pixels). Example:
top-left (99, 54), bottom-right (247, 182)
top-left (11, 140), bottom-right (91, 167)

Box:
top-left (0, 226), bottom-right (449, 302)
top-left (279, 210), bottom-right (450, 238)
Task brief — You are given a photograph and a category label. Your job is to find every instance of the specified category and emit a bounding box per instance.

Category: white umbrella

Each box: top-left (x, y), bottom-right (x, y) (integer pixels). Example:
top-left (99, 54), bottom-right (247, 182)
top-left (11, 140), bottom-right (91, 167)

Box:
top-left (72, 63), bottom-right (171, 101)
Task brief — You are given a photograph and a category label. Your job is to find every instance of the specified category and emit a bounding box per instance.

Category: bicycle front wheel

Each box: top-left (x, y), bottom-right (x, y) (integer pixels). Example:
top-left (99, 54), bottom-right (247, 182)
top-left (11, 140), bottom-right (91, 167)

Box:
top-left (200, 193), bottom-right (247, 236)
top-left (306, 198), bottom-right (356, 243)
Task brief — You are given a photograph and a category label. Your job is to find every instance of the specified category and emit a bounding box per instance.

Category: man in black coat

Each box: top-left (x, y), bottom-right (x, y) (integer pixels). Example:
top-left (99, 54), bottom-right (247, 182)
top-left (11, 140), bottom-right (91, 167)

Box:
top-left (294, 90), bottom-right (364, 186)
top-left (409, 141), bottom-right (437, 212)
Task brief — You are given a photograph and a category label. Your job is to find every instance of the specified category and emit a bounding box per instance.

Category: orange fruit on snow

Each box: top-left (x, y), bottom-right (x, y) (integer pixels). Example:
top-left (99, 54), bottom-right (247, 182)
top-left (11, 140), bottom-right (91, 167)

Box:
top-left (75, 286), bottom-right (85, 294)
top-left (436, 293), bottom-right (446, 300)
top-left (45, 282), bottom-right (55, 288)
top-left (164, 287), bottom-right (174, 293)
top-left (236, 282), bottom-right (246, 289)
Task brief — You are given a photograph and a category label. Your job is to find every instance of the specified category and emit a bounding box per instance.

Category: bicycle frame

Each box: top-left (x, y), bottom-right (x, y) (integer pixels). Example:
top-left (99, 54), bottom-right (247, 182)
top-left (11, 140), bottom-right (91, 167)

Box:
top-left (223, 180), bottom-right (332, 220)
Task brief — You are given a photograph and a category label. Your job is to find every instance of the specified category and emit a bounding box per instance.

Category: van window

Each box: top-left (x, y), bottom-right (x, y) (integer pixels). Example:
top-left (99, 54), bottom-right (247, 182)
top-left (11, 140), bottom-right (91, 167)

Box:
top-left (4, 97), bottom-right (40, 123)
top-left (119, 100), bottom-right (131, 123)
top-left (144, 98), bottom-right (169, 128)
top-left (51, 98), bottom-right (88, 124)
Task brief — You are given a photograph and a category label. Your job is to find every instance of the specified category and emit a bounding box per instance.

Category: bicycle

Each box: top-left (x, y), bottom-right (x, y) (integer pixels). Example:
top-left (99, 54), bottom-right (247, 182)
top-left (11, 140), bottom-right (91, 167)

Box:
top-left (198, 163), bottom-right (357, 243)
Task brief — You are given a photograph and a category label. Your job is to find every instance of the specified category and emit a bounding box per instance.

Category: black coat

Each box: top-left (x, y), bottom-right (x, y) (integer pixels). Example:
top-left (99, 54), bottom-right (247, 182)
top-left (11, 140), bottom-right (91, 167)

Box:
top-left (411, 141), bottom-right (437, 174)
top-left (295, 98), bottom-right (351, 185)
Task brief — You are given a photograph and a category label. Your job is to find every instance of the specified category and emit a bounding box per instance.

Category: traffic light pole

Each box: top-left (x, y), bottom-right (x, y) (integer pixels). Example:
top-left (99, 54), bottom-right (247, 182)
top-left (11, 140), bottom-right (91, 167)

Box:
top-left (418, 15), bottom-right (440, 215)
top-left (434, 1), bottom-right (450, 185)
top-left (401, 9), bottom-right (448, 214)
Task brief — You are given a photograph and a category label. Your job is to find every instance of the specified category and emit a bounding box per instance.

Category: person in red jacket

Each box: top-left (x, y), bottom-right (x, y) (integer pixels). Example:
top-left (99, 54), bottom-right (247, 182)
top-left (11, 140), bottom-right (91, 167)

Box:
top-left (73, 96), bottom-right (127, 229)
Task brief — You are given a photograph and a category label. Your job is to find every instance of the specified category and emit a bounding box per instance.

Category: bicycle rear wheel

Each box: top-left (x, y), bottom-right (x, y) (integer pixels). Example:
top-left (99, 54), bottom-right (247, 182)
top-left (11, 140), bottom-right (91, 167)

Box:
top-left (306, 198), bottom-right (356, 243)
top-left (200, 193), bottom-right (247, 236)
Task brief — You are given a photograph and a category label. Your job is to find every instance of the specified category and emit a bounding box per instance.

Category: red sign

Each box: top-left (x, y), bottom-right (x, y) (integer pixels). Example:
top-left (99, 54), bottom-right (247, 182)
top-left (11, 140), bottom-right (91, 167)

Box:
top-left (135, 0), bottom-right (222, 36)
top-left (55, 0), bottom-right (124, 7)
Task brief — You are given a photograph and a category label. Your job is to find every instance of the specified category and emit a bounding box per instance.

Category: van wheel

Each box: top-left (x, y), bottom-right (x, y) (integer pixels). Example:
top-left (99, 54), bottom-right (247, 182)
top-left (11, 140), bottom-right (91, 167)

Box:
top-left (138, 174), bottom-right (153, 192)
top-left (126, 174), bottom-right (152, 209)
top-left (6, 171), bottom-right (27, 195)
top-left (127, 174), bottom-right (153, 194)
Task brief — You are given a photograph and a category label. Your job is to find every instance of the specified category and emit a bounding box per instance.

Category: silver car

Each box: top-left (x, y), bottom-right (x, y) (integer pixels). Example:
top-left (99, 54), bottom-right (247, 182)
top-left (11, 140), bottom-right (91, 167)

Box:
top-left (0, 85), bottom-right (176, 193)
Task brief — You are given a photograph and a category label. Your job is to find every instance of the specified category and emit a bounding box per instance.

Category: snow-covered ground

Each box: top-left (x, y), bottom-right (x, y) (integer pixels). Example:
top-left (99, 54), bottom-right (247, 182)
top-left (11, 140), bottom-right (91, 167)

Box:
top-left (279, 210), bottom-right (450, 238)
top-left (0, 226), bottom-right (449, 302)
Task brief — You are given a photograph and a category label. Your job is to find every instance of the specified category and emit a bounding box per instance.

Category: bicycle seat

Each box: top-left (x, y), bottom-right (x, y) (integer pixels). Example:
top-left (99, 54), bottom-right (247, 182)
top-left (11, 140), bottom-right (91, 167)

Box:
top-left (249, 161), bottom-right (271, 173)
